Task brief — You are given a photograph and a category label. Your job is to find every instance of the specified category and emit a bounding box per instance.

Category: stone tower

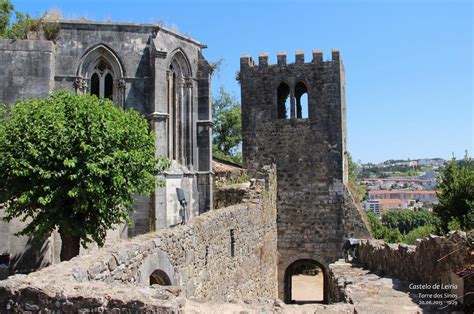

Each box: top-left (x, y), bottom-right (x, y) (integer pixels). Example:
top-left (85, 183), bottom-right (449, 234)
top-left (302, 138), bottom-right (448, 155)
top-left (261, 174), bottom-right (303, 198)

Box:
top-left (239, 49), bottom-right (369, 302)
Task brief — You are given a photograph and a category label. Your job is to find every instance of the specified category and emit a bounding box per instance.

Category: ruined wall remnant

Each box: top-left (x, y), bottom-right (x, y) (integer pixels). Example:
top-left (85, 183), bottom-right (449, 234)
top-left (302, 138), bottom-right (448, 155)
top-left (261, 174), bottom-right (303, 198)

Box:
top-left (213, 159), bottom-right (249, 209)
top-left (357, 231), bottom-right (473, 307)
top-left (239, 49), bottom-right (370, 301)
top-left (0, 166), bottom-right (277, 311)
top-left (0, 40), bottom-right (55, 105)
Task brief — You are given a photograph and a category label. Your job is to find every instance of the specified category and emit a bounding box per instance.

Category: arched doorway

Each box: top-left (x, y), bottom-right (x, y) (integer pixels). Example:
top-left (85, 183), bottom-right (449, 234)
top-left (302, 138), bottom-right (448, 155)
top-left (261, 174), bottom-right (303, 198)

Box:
top-left (284, 259), bottom-right (327, 304)
top-left (149, 269), bottom-right (172, 286)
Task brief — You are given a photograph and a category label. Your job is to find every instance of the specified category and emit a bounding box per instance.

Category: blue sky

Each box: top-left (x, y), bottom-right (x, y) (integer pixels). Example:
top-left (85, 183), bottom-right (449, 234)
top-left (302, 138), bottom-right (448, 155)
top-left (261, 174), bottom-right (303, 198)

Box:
top-left (13, 0), bottom-right (473, 163)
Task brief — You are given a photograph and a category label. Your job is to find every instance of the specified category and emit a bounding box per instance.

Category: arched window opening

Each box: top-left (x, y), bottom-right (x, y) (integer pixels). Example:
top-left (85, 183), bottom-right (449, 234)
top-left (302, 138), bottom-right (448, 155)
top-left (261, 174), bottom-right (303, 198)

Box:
top-left (295, 82), bottom-right (308, 119)
top-left (284, 259), bottom-right (327, 304)
top-left (87, 60), bottom-right (115, 99)
top-left (90, 73), bottom-right (100, 97)
top-left (76, 45), bottom-right (126, 107)
top-left (277, 83), bottom-right (291, 119)
top-left (149, 269), bottom-right (172, 286)
top-left (167, 50), bottom-right (192, 166)
top-left (104, 73), bottom-right (113, 99)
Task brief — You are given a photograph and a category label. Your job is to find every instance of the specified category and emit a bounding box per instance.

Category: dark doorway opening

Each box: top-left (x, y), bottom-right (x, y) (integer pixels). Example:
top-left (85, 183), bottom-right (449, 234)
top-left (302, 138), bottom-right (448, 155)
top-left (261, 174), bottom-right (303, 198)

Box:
top-left (284, 259), bottom-right (327, 304)
top-left (149, 269), bottom-right (172, 286)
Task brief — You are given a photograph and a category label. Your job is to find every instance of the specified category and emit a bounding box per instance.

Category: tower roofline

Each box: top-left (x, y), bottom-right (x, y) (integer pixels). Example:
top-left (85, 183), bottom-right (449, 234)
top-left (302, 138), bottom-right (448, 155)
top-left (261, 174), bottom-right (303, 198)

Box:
top-left (240, 49), bottom-right (340, 67)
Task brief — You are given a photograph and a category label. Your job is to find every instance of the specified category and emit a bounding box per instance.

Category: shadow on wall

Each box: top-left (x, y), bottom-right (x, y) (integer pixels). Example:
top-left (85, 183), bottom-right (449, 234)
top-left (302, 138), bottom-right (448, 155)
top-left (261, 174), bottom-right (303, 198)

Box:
top-left (2, 236), bottom-right (51, 279)
top-left (126, 37), bottom-right (153, 114)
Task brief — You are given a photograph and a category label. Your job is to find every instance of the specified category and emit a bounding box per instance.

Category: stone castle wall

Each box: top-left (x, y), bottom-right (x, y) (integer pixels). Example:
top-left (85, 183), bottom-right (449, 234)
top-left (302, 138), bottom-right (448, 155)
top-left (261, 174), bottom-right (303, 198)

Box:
top-left (0, 166), bottom-right (277, 311)
top-left (356, 231), bottom-right (472, 306)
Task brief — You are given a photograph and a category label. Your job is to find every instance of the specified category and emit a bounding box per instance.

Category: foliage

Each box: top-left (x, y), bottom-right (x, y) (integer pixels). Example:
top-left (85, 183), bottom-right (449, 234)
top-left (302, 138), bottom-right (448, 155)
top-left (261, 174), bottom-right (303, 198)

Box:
top-left (383, 227), bottom-right (403, 243)
top-left (366, 210), bottom-right (431, 243)
top-left (366, 211), bottom-right (385, 239)
top-left (212, 86), bottom-right (242, 163)
top-left (0, 0), bottom-right (59, 40)
top-left (0, 0), bottom-right (13, 35)
top-left (213, 144), bottom-right (242, 165)
top-left (347, 152), bottom-right (367, 202)
top-left (0, 91), bottom-right (169, 255)
top-left (434, 154), bottom-right (474, 233)
top-left (403, 225), bottom-right (435, 245)
top-left (382, 209), bottom-right (440, 235)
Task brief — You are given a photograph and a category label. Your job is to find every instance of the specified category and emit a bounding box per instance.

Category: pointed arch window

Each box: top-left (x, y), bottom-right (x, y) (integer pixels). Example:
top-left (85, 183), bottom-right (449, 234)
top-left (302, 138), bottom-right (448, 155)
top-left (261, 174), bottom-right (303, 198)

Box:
top-left (76, 45), bottom-right (125, 106)
top-left (89, 60), bottom-right (114, 100)
top-left (167, 50), bottom-right (193, 166)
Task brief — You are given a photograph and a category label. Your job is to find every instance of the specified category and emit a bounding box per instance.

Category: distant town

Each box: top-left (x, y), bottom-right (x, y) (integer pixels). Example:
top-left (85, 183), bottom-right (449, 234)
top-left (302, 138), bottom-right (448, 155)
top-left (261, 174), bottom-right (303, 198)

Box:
top-left (356, 158), bottom-right (445, 218)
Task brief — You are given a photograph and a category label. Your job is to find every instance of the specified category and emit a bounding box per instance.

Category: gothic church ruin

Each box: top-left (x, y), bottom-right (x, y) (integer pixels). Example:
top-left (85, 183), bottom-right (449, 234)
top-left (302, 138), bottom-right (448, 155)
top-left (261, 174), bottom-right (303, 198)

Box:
top-left (0, 20), bottom-right (212, 274)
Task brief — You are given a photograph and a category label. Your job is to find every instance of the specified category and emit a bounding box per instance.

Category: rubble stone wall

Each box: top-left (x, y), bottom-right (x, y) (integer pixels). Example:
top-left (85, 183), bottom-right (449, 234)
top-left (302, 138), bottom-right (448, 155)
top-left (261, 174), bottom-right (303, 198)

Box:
top-left (0, 166), bottom-right (277, 311)
top-left (357, 231), bottom-right (472, 306)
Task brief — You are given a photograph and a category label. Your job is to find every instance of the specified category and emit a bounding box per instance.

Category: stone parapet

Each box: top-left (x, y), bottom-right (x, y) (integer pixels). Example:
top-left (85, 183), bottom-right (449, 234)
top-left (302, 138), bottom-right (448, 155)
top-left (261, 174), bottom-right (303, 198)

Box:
top-left (356, 231), bottom-right (472, 307)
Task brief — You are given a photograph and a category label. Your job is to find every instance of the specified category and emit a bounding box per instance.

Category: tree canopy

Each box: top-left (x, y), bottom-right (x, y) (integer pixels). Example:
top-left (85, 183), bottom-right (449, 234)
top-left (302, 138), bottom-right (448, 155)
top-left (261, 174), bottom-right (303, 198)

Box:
top-left (0, 0), bottom-right (59, 40)
top-left (434, 154), bottom-right (474, 233)
top-left (0, 90), bottom-right (169, 260)
top-left (366, 210), bottom-right (437, 244)
top-left (212, 86), bottom-right (242, 164)
top-left (382, 209), bottom-right (439, 235)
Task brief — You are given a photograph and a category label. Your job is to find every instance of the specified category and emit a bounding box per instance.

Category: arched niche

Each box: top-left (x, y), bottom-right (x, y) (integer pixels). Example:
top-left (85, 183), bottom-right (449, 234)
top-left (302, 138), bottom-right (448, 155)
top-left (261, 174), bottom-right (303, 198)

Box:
top-left (137, 250), bottom-right (176, 286)
top-left (150, 269), bottom-right (172, 286)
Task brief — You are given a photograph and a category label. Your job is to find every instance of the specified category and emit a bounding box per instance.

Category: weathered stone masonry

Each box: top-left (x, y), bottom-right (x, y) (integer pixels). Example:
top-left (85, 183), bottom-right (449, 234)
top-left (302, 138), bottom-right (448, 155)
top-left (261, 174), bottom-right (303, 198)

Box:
top-left (0, 166), bottom-right (277, 311)
top-left (239, 50), bottom-right (370, 302)
top-left (0, 21), bottom-right (214, 275)
top-left (356, 231), bottom-right (473, 307)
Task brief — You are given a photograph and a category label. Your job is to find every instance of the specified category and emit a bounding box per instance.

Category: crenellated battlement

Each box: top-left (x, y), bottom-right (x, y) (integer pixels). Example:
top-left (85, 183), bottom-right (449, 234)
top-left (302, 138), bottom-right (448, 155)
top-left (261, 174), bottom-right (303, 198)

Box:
top-left (240, 48), bottom-right (340, 67)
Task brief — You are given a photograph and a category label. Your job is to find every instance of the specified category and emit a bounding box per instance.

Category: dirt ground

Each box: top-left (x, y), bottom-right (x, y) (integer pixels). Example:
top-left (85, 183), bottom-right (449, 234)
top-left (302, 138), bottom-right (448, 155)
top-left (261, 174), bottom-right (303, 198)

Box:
top-left (291, 273), bottom-right (324, 302)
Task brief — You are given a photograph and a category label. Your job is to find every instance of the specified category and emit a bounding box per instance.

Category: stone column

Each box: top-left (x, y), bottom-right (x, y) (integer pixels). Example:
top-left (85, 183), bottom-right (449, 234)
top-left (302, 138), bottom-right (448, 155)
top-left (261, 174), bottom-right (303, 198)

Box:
top-left (178, 77), bottom-right (185, 165)
top-left (151, 49), bottom-right (170, 230)
top-left (290, 84), bottom-right (295, 119)
top-left (185, 77), bottom-right (194, 168)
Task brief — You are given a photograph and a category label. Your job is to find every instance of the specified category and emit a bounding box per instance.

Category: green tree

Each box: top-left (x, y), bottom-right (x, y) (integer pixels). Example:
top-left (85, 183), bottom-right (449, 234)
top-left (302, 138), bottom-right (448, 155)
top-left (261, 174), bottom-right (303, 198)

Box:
top-left (382, 209), bottom-right (439, 235)
top-left (0, 0), bottom-right (13, 36)
top-left (0, 91), bottom-right (169, 261)
top-left (212, 86), bottom-right (242, 163)
top-left (0, 0), bottom-right (59, 40)
top-left (366, 211), bottom-right (385, 239)
top-left (383, 227), bottom-right (403, 243)
top-left (434, 154), bottom-right (474, 233)
top-left (403, 225), bottom-right (435, 245)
